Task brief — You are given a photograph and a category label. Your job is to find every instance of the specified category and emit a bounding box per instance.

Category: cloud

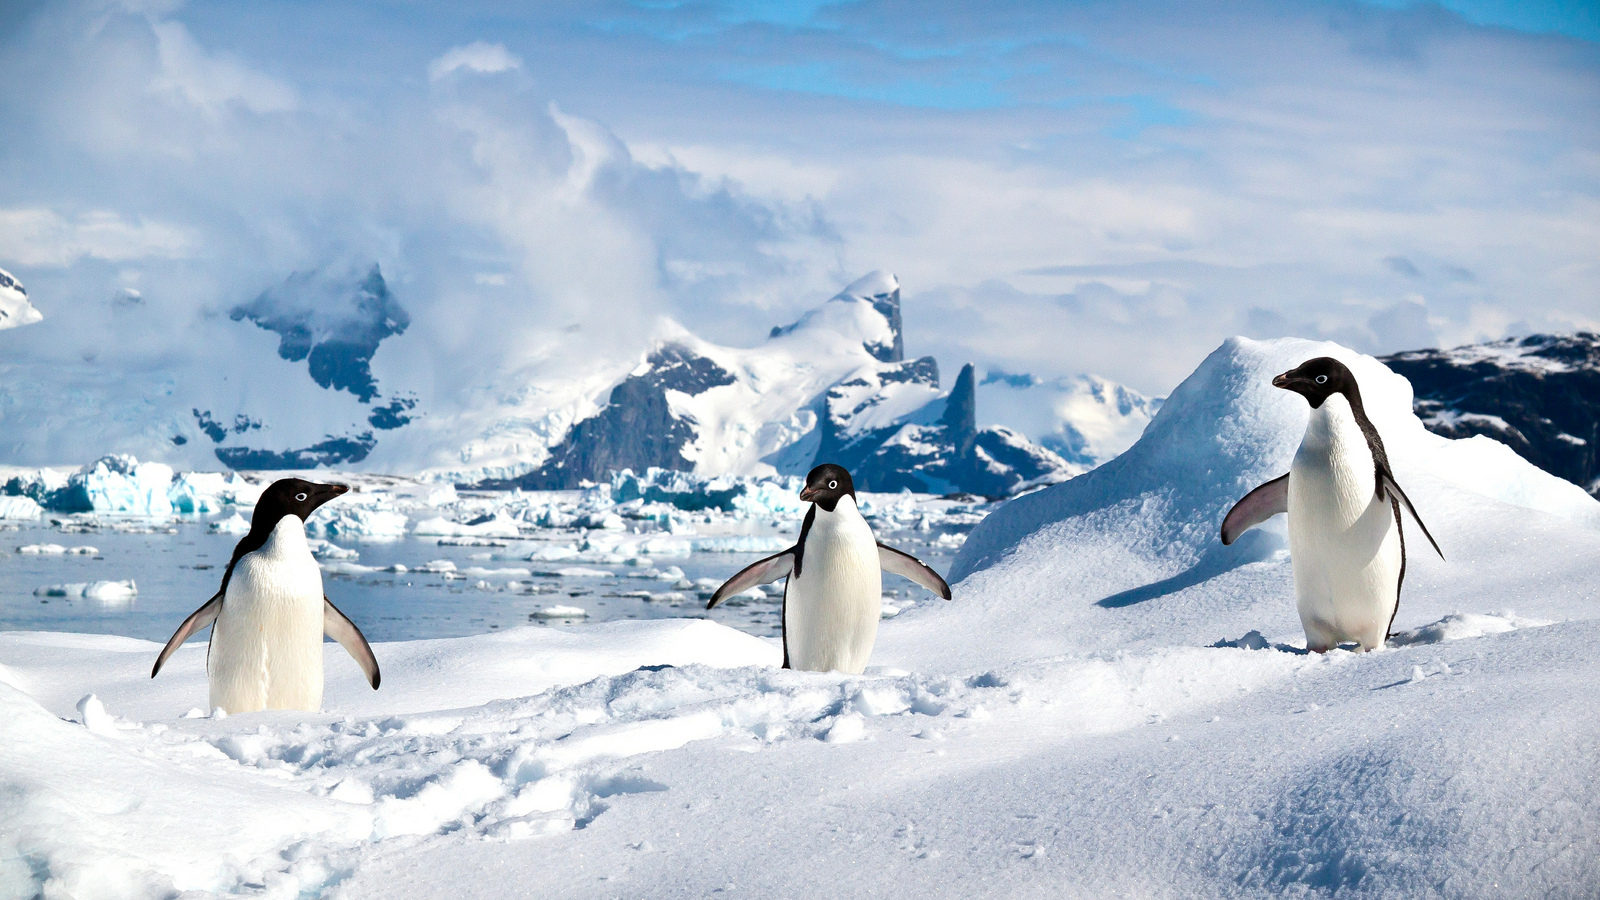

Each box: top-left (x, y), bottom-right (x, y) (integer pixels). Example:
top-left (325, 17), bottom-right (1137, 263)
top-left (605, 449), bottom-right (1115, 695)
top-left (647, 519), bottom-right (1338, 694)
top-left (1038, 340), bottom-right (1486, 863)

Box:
top-left (0, 0), bottom-right (1594, 414)
top-left (1384, 256), bottom-right (1423, 278)
top-left (148, 20), bottom-right (298, 115)
top-left (428, 42), bottom-right (523, 81)
top-left (0, 208), bottom-right (192, 268)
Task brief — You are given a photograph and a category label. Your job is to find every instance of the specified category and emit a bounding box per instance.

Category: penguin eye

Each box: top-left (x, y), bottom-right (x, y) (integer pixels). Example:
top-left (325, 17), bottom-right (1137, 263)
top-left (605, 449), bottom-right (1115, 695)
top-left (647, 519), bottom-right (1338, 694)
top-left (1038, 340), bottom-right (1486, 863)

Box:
top-left (1315, 375), bottom-right (1328, 384)
top-left (828, 480), bottom-right (837, 490)
top-left (295, 492), bottom-right (308, 502)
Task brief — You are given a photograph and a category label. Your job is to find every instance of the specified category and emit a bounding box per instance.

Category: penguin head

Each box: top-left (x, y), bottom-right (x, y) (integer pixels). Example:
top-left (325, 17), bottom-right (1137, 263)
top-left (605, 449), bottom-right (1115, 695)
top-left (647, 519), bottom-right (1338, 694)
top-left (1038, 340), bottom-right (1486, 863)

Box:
top-left (252, 478), bottom-right (349, 528)
top-left (1272, 357), bottom-right (1359, 409)
top-left (799, 464), bottom-right (855, 511)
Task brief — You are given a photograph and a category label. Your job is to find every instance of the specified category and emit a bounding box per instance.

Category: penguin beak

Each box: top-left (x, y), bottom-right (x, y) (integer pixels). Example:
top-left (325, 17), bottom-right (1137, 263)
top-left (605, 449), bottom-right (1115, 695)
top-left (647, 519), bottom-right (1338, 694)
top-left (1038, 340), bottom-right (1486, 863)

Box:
top-left (799, 485), bottom-right (820, 503)
top-left (310, 483), bottom-right (349, 509)
top-left (1272, 372), bottom-right (1293, 390)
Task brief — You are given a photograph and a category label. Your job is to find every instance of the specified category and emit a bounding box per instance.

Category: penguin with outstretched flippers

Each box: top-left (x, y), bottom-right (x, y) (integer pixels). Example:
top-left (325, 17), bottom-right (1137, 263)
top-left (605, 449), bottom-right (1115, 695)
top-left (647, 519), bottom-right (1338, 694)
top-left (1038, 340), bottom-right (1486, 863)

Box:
top-left (152, 478), bottom-right (380, 712)
top-left (1222, 357), bottom-right (1443, 652)
top-left (709, 464), bottom-right (951, 674)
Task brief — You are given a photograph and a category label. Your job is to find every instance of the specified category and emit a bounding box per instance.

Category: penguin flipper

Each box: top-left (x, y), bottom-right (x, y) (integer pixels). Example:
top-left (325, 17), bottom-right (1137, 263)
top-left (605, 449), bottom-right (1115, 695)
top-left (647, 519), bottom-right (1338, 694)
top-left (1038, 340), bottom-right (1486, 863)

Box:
top-left (324, 597), bottom-right (381, 690)
top-left (151, 592), bottom-right (222, 678)
top-left (1380, 474), bottom-right (1443, 560)
top-left (707, 550), bottom-right (794, 609)
top-left (1221, 474), bottom-right (1289, 545)
top-left (877, 543), bottom-right (952, 600)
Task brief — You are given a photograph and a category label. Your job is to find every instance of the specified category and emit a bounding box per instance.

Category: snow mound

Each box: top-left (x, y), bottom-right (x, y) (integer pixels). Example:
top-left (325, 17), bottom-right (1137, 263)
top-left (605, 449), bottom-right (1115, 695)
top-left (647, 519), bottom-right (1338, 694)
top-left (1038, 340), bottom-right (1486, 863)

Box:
top-left (956, 336), bottom-right (1600, 584)
top-left (1388, 611), bottom-right (1551, 646)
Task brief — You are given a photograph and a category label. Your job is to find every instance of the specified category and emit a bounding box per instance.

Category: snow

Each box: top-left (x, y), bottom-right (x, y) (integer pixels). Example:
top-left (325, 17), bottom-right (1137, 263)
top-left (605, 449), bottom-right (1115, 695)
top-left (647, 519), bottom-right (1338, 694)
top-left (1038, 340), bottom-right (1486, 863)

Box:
top-left (1, 336), bottom-right (1596, 898)
top-left (0, 266), bottom-right (43, 332)
top-left (977, 370), bottom-right (1162, 469)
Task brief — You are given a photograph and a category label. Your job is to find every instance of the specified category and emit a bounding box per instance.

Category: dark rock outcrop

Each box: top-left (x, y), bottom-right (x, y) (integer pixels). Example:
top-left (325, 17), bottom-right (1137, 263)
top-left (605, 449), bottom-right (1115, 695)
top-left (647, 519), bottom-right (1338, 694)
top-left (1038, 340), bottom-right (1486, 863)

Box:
top-left (214, 432), bottom-right (377, 469)
top-left (484, 344), bottom-right (736, 490)
top-left (1383, 333), bottom-right (1600, 497)
top-left (231, 264), bottom-right (409, 403)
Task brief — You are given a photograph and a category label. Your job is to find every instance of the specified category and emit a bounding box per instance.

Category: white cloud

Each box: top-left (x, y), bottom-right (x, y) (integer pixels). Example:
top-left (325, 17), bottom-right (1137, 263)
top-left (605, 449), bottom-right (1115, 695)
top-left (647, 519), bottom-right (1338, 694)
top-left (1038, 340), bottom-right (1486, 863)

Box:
top-left (0, 208), bottom-right (193, 268)
top-left (428, 42), bottom-right (523, 82)
top-left (149, 20), bottom-right (298, 115)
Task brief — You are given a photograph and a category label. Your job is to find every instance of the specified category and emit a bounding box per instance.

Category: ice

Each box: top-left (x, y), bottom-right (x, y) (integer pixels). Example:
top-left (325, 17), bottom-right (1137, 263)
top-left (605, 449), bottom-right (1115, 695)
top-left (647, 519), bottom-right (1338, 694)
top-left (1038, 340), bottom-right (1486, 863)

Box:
top-left (0, 496), bottom-right (43, 519)
top-left (306, 506), bottom-right (409, 539)
top-left (34, 580), bottom-right (138, 602)
top-left (166, 471), bottom-right (263, 513)
top-left (413, 511), bottom-right (522, 538)
top-left (17, 544), bottom-right (97, 555)
top-left (207, 512), bottom-right (251, 535)
top-left (529, 605), bottom-right (590, 618)
top-left (689, 536), bottom-right (791, 553)
top-left (77, 456), bottom-right (176, 517)
top-left (305, 539), bottom-right (359, 560)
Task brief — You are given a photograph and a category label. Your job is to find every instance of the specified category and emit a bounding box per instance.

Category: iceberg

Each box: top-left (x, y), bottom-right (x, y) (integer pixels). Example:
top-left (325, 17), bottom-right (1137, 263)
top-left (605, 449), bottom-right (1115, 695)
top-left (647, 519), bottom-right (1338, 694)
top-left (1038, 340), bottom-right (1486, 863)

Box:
top-left (77, 456), bottom-right (175, 517)
top-left (0, 496), bottom-right (43, 520)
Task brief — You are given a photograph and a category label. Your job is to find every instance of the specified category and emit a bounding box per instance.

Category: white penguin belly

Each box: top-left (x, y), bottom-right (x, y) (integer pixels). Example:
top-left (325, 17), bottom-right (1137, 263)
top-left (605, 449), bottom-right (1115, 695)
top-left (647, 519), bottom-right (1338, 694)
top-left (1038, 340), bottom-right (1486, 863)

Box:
top-left (208, 516), bottom-right (327, 712)
top-left (785, 502), bottom-right (882, 674)
top-left (1287, 396), bottom-right (1402, 652)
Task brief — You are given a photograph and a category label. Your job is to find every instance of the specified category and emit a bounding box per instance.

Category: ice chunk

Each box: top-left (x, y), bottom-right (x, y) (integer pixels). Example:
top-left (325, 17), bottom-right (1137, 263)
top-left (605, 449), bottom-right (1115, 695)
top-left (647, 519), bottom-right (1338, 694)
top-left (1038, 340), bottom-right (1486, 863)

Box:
top-left (306, 539), bottom-right (359, 560)
top-left (529, 605), bottom-right (589, 618)
top-left (34, 580), bottom-right (137, 603)
top-left (167, 471), bottom-right (262, 513)
top-left (71, 456), bottom-right (175, 517)
top-left (0, 496), bottom-right (43, 520)
top-left (208, 513), bottom-right (251, 535)
top-left (691, 536), bottom-right (792, 553)
top-left (414, 512), bottom-right (523, 538)
top-left (16, 544), bottom-right (97, 555)
top-left (307, 507), bottom-right (409, 538)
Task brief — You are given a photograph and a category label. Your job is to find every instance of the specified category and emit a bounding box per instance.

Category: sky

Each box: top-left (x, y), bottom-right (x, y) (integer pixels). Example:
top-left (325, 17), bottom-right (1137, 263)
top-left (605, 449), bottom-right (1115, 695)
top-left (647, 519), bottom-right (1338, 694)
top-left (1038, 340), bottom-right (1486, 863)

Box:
top-left (0, 0), bottom-right (1596, 397)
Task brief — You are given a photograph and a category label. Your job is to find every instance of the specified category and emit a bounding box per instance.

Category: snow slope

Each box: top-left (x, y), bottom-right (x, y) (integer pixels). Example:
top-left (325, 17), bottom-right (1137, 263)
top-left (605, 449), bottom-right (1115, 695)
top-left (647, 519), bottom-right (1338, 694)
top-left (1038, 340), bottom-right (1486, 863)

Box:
top-left (2, 337), bottom-right (1596, 899)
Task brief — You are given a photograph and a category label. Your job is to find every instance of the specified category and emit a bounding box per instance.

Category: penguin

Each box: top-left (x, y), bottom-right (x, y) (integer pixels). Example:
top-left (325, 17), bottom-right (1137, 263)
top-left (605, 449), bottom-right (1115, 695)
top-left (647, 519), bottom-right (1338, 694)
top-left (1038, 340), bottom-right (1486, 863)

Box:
top-left (707, 463), bottom-right (952, 674)
top-left (151, 478), bottom-right (380, 712)
top-left (1221, 357), bottom-right (1443, 652)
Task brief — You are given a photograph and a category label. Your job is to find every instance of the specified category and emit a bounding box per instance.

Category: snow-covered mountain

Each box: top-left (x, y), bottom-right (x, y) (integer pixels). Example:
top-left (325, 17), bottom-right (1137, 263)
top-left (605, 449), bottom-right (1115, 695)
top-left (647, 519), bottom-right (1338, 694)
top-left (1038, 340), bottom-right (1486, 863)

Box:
top-left (1383, 333), bottom-right (1600, 497)
top-left (976, 370), bottom-right (1162, 471)
top-left (0, 267), bottom-right (43, 331)
top-left (0, 267), bottom-right (1148, 495)
top-left (479, 272), bottom-right (1070, 495)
